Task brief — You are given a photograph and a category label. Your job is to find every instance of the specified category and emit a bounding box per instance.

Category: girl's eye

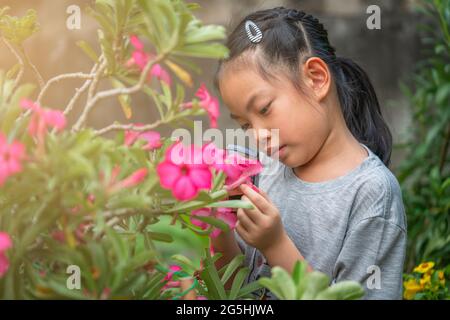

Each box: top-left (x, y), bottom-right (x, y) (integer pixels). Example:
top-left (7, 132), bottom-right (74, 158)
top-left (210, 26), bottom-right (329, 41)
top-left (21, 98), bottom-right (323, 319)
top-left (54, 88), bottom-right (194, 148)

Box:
top-left (259, 102), bottom-right (271, 115)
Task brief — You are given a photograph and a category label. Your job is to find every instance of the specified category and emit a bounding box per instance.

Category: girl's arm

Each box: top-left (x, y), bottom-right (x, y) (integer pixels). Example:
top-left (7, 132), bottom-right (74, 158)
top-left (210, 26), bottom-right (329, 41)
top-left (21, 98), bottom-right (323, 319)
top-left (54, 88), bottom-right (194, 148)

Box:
top-left (262, 232), bottom-right (312, 273)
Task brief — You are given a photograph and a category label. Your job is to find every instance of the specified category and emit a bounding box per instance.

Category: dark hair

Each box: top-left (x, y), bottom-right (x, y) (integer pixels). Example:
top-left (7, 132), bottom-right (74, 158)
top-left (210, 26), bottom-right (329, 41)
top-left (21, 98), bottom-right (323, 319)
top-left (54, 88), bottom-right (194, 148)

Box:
top-left (215, 7), bottom-right (392, 166)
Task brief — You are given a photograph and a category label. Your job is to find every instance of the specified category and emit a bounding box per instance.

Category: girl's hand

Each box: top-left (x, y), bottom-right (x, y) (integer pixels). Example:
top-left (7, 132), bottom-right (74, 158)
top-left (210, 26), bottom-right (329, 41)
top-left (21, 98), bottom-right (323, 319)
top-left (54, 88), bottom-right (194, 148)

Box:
top-left (236, 183), bottom-right (286, 253)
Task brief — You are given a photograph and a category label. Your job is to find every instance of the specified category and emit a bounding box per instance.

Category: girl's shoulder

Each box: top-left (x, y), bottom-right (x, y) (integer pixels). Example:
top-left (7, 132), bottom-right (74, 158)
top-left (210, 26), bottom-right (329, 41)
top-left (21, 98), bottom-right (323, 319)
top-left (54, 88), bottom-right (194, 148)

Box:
top-left (348, 151), bottom-right (407, 232)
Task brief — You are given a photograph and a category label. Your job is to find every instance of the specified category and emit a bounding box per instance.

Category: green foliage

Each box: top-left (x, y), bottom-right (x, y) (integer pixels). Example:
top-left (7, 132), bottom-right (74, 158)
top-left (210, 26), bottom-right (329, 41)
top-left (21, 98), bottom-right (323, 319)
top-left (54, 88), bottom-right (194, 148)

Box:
top-left (258, 261), bottom-right (365, 300)
top-left (0, 7), bottom-right (39, 45)
top-left (0, 0), bottom-right (233, 300)
top-left (395, 0), bottom-right (450, 270)
top-left (197, 248), bottom-right (263, 300)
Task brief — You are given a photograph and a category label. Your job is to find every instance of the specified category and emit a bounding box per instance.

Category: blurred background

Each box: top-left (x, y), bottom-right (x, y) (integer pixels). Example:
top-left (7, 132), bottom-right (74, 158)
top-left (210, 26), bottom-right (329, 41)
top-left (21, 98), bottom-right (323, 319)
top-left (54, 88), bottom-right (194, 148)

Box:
top-left (0, 0), bottom-right (424, 169)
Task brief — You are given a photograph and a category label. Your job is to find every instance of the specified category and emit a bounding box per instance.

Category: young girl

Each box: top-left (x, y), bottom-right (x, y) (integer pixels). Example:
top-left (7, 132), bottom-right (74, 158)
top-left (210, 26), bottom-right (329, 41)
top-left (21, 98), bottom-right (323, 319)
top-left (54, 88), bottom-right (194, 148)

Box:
top-left (211, 7), bottom-right (407, 300)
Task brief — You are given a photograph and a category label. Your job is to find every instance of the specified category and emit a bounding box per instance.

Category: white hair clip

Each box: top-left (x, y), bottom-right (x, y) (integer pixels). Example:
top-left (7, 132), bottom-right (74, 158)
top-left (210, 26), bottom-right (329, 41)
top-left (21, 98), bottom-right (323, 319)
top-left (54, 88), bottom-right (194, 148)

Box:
top-left (245, 20), bottom-right (262, 43)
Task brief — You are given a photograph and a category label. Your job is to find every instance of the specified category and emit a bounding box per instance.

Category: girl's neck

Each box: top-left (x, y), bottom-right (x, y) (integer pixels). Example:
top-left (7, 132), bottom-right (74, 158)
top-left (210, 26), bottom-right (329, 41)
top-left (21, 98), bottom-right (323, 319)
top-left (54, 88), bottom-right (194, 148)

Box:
top-left (293, 123), bottom-right (368, 183)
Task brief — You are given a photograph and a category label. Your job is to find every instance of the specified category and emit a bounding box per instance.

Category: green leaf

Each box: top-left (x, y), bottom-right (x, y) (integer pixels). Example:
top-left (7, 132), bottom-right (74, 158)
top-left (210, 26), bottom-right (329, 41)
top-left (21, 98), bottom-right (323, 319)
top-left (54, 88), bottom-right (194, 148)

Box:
top-left (300, 271), bottom-right (330, 300)
top-left (148, 231), bottom-right (173, 243)
top-left (271, 266), bottom-right (297, 299)
top-left (192, 215), bottom-right (230, 233)
top-left (236, 281), bottom-right (263, 299)
top-left (173, 43), bottom-right (229, 59)
top-left (228, 267), bottom-right (249, 300)
top-left (76, 40), bottom-right (99, 62)
top-left (258, 277), bottom-right (285, 300)
top-left (220, 254), bottom-right (244, 285)
top-left (200, 264), bottom-right (227, 299)
top-left (206, 200), bottom-right (254, 210)
top-left (315, 281), bottom-right (365, 300)
top-left (436, 83), bottom-right (450, 105)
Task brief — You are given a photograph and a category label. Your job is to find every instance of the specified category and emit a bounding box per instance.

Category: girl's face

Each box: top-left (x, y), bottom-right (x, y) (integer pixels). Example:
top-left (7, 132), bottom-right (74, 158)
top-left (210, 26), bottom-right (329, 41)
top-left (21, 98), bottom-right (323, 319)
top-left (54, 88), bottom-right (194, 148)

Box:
top-left (218, 60), bottom-right (334, 169)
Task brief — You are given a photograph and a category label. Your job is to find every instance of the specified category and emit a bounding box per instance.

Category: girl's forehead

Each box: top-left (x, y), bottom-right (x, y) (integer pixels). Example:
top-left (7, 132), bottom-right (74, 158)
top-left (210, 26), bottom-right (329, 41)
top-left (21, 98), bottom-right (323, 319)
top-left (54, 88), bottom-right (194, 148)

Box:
top-left (219, 66), bottom-right (273, 107)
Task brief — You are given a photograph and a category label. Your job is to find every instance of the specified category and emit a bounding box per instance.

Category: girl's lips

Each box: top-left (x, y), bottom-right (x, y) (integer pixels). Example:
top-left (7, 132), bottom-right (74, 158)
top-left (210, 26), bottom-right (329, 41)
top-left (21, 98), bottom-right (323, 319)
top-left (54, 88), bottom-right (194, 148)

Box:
top-left (278, 145), bottom-right (287, 158)
top-left (270, 145), bottom-right (287, 157)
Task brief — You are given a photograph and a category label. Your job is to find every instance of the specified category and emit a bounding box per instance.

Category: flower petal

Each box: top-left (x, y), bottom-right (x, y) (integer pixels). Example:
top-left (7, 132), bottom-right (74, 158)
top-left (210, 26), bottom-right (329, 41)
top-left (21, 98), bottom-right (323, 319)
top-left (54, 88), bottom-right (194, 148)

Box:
top-left (188, 167), bottom-right (212, 190)
top-left (173, 176), bottom-right (198, 201)
top-left (156, 161), bottom-right (181, 189)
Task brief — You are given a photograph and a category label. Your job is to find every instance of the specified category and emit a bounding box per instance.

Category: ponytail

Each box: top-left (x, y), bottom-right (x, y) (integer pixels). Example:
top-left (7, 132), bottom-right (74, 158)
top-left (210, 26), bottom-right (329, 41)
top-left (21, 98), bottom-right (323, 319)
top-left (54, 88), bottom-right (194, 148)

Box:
top-left (334, 57), bottom-right (392, 166)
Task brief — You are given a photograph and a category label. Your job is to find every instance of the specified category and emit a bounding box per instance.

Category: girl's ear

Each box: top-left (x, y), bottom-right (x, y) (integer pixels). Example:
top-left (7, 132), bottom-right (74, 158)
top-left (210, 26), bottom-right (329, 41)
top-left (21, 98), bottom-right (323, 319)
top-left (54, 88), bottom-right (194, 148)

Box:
top-left (301, 57), bottom-right (331, 102)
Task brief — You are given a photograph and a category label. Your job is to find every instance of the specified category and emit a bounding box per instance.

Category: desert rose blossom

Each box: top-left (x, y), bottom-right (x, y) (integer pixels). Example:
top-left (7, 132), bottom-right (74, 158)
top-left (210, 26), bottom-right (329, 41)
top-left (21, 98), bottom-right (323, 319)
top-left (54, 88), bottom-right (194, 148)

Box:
top-left (20, 99), bottom-right (66, 136)
top-left (181, 83), bottom-right (220, 128)
top-left (0, 232), bottom-right (12, 278)
top-left (127, 35), bottom-right (172, 86)
top-left (0, 133), bottom-right (26, 186)
top-left (190, 207), bottom-right (237, 238)
top-left (157, 142), bottom-right (212, 201)
top-left (124, 123), bottom-right (163, 151)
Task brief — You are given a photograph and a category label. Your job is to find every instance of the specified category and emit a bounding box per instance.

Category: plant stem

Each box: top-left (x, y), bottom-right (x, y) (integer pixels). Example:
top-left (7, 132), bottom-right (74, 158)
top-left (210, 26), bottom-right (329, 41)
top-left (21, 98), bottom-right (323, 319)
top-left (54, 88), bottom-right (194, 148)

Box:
top-left (1, 37), bottom-right (25, 103)
top-left (19, 44), bottom-right (44, 89)
top-left (37, 72), bottom-right (95, 105)
top-left (93, 120), bottom-right (164, 136)
top-left (72, 52), bottom-right (167, 132)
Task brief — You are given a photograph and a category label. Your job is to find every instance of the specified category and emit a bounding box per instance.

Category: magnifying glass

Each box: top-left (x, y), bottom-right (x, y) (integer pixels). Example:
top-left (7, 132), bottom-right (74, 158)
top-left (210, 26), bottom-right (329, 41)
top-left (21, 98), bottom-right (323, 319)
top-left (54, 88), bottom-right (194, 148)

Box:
top-left (225, 144), bottom-right (260, 200)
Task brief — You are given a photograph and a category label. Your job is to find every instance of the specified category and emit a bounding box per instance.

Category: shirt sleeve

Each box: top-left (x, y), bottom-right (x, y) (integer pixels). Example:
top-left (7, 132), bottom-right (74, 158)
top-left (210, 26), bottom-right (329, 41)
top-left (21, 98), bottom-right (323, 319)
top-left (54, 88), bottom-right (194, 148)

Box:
top-left (332, 216), bottom-right (407, 300)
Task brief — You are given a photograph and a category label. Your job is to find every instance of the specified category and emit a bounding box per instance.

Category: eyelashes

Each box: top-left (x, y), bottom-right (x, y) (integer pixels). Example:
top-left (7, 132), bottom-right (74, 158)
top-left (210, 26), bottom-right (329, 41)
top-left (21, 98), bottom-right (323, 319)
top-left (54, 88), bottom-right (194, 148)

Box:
top-left (239, 101), bottom-right (272, 130)
top-left (259, 103), bottom-right (271, 115)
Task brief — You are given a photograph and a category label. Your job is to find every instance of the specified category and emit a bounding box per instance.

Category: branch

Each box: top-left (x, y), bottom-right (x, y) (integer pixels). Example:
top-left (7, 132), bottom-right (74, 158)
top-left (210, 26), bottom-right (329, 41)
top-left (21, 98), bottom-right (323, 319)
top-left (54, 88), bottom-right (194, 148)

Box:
top-left (93, 120), bottom-right (164, 136)
top-left (1, 37), bottom-right (25, 101)
top-left (37, 72), bottom-right (95, 105)
top-left (19, 44), bottom-right (44, 89)
top-left (87, 57), bottom-right (107, 102)
top-left (72, 52), bottom-right (167, 132)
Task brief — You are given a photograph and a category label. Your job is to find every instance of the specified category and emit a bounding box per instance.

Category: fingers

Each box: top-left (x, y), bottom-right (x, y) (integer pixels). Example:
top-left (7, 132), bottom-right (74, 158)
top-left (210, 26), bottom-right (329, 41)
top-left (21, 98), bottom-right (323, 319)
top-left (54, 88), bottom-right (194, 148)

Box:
top-left (240, 195), bottom-right (264, 223)
top-left (235, 220), bottom-right (250, 239)
top-left (239, 183), bottom-right (272, 214)
top-left (236, 208), bottom-right (254, 231)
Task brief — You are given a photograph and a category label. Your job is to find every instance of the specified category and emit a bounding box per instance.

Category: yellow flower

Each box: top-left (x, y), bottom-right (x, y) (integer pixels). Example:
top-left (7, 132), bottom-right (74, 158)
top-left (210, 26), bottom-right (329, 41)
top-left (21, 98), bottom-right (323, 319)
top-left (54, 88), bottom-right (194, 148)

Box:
top-left (403, 279), bottom-right (422, 300)
top-left (420, 273), bottom-right (431, 289)
top-left (413, 261), bottom-right (435, 274)
top-left (438, 271), bottom-right (445, 286)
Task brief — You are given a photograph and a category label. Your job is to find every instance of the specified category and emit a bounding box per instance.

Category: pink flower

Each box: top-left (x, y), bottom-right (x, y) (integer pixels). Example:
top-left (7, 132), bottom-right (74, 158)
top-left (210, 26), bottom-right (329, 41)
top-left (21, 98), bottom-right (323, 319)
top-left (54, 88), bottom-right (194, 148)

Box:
top-left (0, 133), bottom-right (26, 186)
top-left (162, 265), bottom-right (182, 290)
top-left (127, 35), bottom-right (172, 86)
top-left (190, 208), bottom-right (211, 230)
top-left (124, 123), bottom-right (163, 151)
top-left (181, 83), bottom-right (220, 128)
top-left (0, 232), bottom-right (12, 278)
top-left (164, 265), bottom-right (182, 281)
top-left (100, 288), bottom-right (111, 300)
top-left (118, 168), bottom-right (148, 188)
top-left (20, 99), bottom-right (66, 137)
top-left (150, 64), bottom-right (172, 87)
top-left (202, 142), bottom-right (263, 190)
top-left (129, 35), bottom-right (144, 51)
top-left (220, 152), bottom-right (263, 190)
top-left (156, 142), bottom-right (212, 201)
top-left (109, 168), bottom-right (148, 192)
top-left (212, 207), bottom-right (237, 238)
top-left (190, 207), bottom-right (237, 238)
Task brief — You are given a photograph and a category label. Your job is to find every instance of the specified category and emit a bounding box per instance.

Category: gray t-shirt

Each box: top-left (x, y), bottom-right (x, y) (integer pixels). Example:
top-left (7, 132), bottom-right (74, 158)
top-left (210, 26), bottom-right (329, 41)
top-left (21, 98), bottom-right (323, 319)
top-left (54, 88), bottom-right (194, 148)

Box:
top-left (234, 143), bottom-right (407, 300)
